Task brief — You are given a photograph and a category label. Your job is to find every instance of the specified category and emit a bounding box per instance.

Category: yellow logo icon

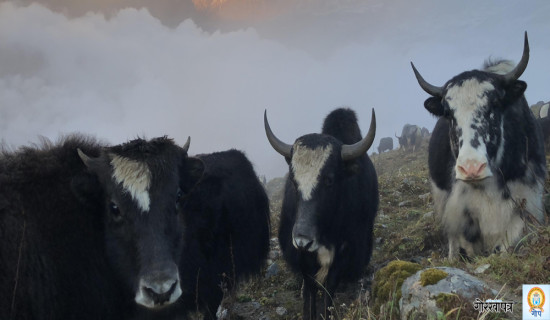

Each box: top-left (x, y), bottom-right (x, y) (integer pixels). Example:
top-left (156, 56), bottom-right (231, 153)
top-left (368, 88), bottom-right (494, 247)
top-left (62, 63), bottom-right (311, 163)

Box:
top-left (528, 287), bottom-right (545, 315)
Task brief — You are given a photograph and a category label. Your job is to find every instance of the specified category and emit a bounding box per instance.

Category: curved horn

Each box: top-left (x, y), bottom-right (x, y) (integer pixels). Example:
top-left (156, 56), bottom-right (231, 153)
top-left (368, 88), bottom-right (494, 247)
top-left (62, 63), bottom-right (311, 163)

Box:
top-left (395, 132), bottom-right (400, 139)
top-left (502, 31), bottom-right (529, 82)
top-left (411, 62), bottom-right (444, 97)
top-left (264, 110), bottom-right (292, 158)
top-left (182, 136), bottom-right (191, 153)
top-left (77, 148), bottom-right (92, 168)
top-left (341, 109), bottom-right (376, 161)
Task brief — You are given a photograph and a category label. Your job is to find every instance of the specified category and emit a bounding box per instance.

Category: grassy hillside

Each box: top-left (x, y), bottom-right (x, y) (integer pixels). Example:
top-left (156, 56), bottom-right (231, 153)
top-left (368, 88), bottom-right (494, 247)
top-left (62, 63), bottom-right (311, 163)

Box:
top-left (221, 139), bottom-right (550, 320)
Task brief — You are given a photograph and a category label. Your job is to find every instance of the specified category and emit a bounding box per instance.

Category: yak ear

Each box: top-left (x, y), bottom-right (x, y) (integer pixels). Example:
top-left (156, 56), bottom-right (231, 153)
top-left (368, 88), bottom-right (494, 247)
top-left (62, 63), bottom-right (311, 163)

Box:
top-left (503, 80), bottom-right (527, 104)
top-left (182, 157), bottom-right (205, 190)
top-left (71, 172), bottom-right (103, 205)
top-left (424, 97), bottom-right (445, 117)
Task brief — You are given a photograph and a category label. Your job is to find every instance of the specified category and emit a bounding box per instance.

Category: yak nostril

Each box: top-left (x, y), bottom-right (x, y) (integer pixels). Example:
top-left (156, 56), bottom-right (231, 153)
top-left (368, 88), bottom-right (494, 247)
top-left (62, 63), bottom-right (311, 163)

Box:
top-left (457, 160), bottom-right (487, 179)
top-left (142, 280), bottom-right (178, 305)
top-left (476, 162), bottom-right (487, 175)
top-left (294, 236), bottom-right (313, 250)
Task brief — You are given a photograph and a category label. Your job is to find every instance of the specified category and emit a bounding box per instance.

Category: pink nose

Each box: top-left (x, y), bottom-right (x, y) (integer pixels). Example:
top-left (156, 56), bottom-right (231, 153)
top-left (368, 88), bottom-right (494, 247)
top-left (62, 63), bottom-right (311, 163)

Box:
top-left (457, 160), bottom-right (487, 180)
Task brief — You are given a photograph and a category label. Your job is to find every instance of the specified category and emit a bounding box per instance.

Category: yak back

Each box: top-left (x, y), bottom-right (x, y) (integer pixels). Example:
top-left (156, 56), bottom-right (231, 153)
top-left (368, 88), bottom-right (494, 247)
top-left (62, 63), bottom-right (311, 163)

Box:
top-left (321, 108), bottom-right (363, 144)
top-left (177, 149), bottom-right (270, 316)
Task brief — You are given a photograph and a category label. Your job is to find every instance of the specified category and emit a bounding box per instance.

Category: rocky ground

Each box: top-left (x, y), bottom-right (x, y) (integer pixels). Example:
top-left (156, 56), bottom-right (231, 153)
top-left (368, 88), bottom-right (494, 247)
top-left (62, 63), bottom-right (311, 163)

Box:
top-left (213, 140), bottom-right (550, 320)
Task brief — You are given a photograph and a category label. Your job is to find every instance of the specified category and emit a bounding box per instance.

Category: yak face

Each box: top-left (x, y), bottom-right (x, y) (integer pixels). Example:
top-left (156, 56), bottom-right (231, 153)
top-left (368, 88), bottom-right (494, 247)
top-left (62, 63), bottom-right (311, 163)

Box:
top-left (288, 134), bottom-right (346, 253)
top-left (76, 137), bottom-right (204, 310)
top-left (424, 72), bottom-right (527, 182)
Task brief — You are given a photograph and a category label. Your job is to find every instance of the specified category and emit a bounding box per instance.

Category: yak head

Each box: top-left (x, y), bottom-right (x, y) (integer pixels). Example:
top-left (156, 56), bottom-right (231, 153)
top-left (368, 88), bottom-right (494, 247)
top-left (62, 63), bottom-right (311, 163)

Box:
top-left (412, 32), bottom-right (529, 183)
top-left (264, 110), bottom-right (375, 253)
top-left (73, 136), bottom-right (204, 310)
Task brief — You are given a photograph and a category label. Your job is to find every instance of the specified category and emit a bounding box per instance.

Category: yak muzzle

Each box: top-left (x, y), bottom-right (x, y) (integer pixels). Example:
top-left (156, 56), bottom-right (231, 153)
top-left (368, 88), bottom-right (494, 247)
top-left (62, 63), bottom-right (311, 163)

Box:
top-left (135, 262), bottom-right (182, 309)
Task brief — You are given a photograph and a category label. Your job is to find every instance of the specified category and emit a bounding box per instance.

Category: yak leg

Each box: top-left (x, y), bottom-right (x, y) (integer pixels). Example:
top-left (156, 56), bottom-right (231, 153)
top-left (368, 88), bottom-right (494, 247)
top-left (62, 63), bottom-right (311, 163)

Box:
top-left (303, 276), bottom-right (318, 320)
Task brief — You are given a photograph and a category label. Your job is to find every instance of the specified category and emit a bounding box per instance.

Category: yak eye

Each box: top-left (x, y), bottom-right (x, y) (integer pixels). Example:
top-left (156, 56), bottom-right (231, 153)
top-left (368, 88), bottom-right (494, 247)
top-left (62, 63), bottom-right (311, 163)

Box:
top-left (109, 202), bottom-right (122, 221)
top-left (325, 176), bottom-right (334, 187)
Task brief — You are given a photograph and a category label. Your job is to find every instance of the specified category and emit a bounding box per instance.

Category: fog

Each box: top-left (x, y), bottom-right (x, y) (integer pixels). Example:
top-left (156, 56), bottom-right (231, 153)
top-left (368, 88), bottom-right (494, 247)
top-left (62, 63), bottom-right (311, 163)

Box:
top-left (1, 1), bottom-right (549, 178)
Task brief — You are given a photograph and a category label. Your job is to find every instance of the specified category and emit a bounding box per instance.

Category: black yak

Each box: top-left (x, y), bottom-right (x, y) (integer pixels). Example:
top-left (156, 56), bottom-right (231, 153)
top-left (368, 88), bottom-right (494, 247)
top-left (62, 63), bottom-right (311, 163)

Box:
top-left (264, 108), bottom-right (379, 319)
top-left (0, 134), bottom-right (270, 320)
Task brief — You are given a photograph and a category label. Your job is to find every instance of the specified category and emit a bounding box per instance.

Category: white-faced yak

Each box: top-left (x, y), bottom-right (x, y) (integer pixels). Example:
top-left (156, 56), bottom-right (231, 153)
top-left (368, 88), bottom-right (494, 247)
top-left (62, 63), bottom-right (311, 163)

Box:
top-left (264, 108), bottom-right (379, 320)
top-left (411, 32), bottom-right (546, 259)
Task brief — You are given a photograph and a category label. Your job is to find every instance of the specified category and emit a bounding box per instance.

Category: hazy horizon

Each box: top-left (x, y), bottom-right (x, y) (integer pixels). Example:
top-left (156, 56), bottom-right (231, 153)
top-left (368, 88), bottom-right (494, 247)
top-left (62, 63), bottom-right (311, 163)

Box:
top-left (1, 1), bottom-right (549, 179)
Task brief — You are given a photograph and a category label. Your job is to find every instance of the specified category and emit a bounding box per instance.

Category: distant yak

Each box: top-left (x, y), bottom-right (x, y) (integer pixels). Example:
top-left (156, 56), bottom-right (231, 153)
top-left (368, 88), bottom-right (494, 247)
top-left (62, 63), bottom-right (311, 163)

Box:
top-left (377, 137), bottom-right (393, 153)
top-left (396, 124), bottom-right (422, 152)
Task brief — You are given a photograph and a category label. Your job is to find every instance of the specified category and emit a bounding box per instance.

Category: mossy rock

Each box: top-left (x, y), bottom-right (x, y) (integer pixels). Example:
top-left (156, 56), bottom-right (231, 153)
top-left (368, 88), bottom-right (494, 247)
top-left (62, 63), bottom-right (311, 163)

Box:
top-left (420, 268), bottom-right (448, 286)
top-left (372, 260), bottom-right (422, 316)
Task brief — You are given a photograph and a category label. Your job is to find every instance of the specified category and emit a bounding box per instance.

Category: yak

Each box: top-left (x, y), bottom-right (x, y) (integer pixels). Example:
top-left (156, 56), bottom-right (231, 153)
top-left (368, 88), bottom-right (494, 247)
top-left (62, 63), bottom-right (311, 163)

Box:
top-left (264, 108), bottom-right (379, 320)
top-left (411, 32), bottom-right (546, 259)
top-left (377, 137), bottom-right (393, 153)
top-left (0, 134), bottom-right (270, 320)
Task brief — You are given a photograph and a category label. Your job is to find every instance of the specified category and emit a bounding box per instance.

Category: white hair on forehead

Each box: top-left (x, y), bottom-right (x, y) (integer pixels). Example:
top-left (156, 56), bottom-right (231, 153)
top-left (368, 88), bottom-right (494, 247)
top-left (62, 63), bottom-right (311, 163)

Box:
top-left (446, 79), bottom-right (494, 116)
top-left (291, 142), bottom-right (332, 201)
top-left (110, 154), bottom-right (151, 212)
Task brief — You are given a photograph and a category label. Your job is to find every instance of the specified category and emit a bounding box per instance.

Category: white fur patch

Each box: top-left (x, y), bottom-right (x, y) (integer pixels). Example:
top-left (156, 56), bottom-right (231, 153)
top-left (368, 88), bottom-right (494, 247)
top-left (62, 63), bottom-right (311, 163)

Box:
top-left (315, 245), bottom-right (335, 284)
top-left (110, 154), bottom-right (151, 212)
top-left (438, 171), bottom-right (544, 259)
top-left (484, 60), bottom-right (515, 75)
top-left (291, 142), bottom-right (332, 201)
top-left (447, 79), bottom-right (496, 180)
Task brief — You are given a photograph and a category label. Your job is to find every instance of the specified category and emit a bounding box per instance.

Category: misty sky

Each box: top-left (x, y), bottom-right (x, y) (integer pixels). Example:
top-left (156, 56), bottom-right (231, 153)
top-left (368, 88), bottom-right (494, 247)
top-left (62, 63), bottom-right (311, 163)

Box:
top-left (1, 1), bottom-right (549, 179)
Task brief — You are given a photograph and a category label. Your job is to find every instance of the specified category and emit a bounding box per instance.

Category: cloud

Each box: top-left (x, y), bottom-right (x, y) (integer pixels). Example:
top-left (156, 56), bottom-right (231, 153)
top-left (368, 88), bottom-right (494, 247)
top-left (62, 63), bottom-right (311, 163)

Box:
top-left (1, 1), bottom-right (549, 179)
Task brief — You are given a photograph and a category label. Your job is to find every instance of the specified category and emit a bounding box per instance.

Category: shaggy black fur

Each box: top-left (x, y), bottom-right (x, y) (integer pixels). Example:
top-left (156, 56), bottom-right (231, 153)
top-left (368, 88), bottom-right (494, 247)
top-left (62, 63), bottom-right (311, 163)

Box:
top-left (0, 135), bottom-right (130, 320)
top-left (0, 135), bottom-right (270, 320)
top-left (139, 149), bottom-right (271, 319)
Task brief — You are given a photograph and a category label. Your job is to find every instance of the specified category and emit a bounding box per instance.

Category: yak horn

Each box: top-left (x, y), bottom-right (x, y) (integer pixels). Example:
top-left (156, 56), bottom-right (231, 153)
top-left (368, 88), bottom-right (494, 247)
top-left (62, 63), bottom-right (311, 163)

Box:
top-left (182, 136), bottom-right (191, 153)
top-left (411, 62), bottom-right (444, 97)
top-left (502, 31), bottom-right (529, 82)
top-left (264, 110), bottom-right (292, 158)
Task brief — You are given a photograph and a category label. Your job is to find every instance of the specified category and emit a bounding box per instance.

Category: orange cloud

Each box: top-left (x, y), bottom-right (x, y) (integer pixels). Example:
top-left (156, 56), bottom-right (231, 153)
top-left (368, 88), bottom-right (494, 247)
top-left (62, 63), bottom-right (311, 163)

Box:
top-left (192, 0), bottom-right (292, 22)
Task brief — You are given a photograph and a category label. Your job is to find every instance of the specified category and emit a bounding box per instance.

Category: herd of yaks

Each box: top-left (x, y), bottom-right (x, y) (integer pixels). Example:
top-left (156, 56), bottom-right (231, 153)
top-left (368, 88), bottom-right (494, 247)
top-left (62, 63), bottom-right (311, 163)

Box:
top-left (0, 32), bottom-right (547, 320)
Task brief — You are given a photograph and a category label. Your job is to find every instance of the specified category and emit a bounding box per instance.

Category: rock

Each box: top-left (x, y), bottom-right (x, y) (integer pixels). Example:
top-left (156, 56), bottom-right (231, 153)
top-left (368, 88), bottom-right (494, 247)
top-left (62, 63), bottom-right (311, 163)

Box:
top-left (268, 250), bottom-right (280, 260)
top-left (229, 301), bottom-right (262, 319)
top-left (393, 190), bottom-right (403, 197)
top-left (398, 200), bottom-right (412, 207)
top-left (418, 193), bottom-right (431, 200)
top-left (216, 306), bottom-right (228, 319)
top-left (265, 262), bottom-right (279, 278)
top-left (375, 237), bottom-right (383, 245)
top-left (423, 211), bottom-right (434, 219)
top-left (400, 267), bottom-right (497, 320)
top-left (275, 306), bottom-right (287, 316)
top-left (474, 264), bottom-right (491, 274)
